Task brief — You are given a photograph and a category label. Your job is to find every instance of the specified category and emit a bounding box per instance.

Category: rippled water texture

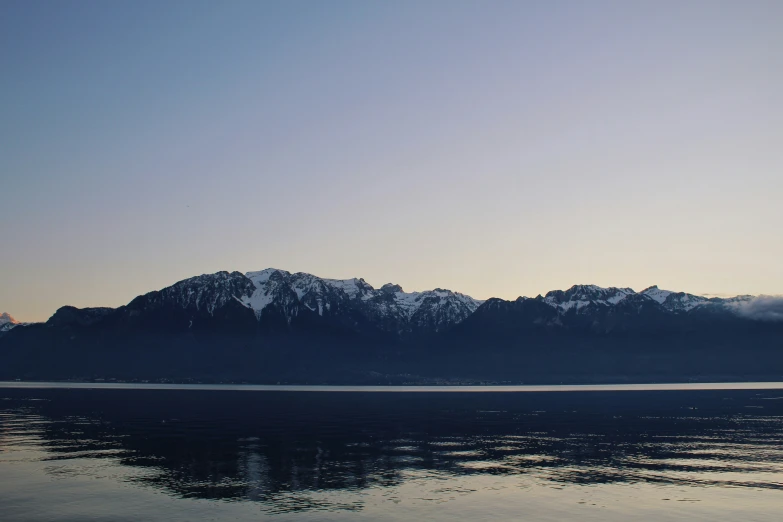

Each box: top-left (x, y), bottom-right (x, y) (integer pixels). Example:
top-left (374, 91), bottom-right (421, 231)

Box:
top-left (1, 385), bottom-right (782, 521)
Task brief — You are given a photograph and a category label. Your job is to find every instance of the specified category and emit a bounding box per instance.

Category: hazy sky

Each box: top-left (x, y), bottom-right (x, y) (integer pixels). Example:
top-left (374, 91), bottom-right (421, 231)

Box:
top-left (2, 0), bottom-right (782, 321)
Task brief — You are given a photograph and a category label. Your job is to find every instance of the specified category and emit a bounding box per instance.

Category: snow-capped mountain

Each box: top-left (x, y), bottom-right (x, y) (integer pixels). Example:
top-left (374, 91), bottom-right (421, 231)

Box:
top-left (525, 283), bottom-right (755, 317)
top-left (129, 271), bottom-right (256, 315)
top-left (542, 284), bottom-right (637, 312)
top-left (121, 269), bottom-right (482, 336)
top-left (35, 272), bottom-right (770, 337)
top-left (639, 285), bottom-right (710, 312)
top-left (2, 272), bottom-right (781, 384)
top-left (7, 273), bottom-right (767, 339)
top-left (241, 268), bottom-right (482, 334)
top-left (0, 312), bottom-right (19, 333)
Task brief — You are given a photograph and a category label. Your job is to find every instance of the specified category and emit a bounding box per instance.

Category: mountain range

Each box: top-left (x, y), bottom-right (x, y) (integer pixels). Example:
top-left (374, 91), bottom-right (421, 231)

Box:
top-left (1, 269), bottom-right (781, 384)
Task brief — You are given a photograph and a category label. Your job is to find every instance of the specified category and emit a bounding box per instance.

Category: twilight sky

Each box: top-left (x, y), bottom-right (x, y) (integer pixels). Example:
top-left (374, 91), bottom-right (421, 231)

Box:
top-left (2, 0), bottom-right (782, 321)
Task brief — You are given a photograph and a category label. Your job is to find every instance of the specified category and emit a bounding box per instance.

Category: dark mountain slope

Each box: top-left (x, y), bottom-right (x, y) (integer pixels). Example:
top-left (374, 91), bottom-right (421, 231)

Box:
top-left (1, 272), bottom-right (781, 383)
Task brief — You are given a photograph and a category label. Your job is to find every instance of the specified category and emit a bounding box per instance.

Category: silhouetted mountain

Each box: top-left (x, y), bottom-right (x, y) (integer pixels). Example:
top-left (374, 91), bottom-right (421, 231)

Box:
top-left (1, 270), bottom-right (781, 383)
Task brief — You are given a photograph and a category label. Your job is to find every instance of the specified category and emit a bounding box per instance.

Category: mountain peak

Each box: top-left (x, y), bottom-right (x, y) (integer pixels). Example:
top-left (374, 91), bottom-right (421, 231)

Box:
top-left (568, 284), bottom-right (601, 292)
top-left (236, 269), bottom-right (482, 333)
top-left (0, 312), bottom-right (18, 325)
top-left (381, 283), bottom-right (403, 294)
top-left (640, 285), bottom-right (674, 304)
top-left (245, 268), bottom-right (289, 285)
top-left (542, 284), bottom-right (637, 312)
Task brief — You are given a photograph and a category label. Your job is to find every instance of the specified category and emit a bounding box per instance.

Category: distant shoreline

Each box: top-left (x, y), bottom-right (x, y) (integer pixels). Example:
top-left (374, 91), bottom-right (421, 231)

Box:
top-left (2, 381), bottom-right (783, 392)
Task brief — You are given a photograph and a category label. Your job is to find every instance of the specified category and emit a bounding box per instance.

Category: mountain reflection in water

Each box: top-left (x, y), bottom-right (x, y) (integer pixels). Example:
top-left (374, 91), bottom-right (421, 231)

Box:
top-left (1, 388), bottom-right (782, 520)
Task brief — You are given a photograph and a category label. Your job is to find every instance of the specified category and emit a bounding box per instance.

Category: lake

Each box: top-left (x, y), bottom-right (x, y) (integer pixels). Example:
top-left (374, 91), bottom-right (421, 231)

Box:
top-left (1, 383), bottom-right (782, 521)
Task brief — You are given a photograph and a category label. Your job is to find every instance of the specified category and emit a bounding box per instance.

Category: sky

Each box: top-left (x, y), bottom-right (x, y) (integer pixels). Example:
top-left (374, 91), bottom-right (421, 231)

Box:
top-left (1, 0), bottom-right (782, 322)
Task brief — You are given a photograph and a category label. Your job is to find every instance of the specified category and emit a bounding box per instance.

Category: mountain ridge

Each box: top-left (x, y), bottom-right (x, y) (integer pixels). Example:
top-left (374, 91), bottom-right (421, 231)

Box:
top-left (2, 270), bottom-right (769, 326)
top-left (1, 268), bottom-right (781, 384)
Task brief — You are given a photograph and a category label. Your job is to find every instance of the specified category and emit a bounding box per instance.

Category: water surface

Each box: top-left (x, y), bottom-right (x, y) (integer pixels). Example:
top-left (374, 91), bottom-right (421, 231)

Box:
top-left (1, 383), bottom-right (782, 521)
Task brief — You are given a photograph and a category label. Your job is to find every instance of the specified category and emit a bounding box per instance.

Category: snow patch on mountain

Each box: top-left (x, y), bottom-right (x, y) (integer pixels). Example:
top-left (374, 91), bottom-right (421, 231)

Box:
top-left (245, 268), bottom-right (280, 286)
top-left (243, 269), bottom-right (300, 319)
top-left (323, 277), bottom-right (374, 300)
top-left (641, 285), bottom-right (708, 312)
top-left (543, 285), bottom-right (636, 313)
top-left (640, 285), bottom-right (671, 304)
top-left (240, 268), bottom-right (482, 331)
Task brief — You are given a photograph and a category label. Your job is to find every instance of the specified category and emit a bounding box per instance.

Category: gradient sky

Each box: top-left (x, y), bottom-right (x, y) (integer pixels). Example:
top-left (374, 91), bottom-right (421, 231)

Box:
top-left (2, 0), bottom-right (782, 322)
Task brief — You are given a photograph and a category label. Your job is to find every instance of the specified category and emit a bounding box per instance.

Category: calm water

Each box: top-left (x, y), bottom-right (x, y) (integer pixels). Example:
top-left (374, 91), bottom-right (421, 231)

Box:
top-left (1, 384), bottom-right (783, 521)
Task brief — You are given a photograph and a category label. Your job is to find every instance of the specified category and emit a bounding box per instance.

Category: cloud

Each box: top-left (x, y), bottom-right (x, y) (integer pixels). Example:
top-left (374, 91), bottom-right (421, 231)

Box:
top-left (730, 295), bottom-right (783, 322)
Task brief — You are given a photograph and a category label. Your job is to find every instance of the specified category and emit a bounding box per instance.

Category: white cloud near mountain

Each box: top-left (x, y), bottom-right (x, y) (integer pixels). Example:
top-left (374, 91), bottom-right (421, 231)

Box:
top-left (729, 296), bottom-right (783, 322)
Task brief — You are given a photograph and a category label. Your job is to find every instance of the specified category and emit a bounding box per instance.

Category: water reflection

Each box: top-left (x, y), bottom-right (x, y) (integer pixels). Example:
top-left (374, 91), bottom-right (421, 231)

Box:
top-left (1, 389), bottom-right (783, 514)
